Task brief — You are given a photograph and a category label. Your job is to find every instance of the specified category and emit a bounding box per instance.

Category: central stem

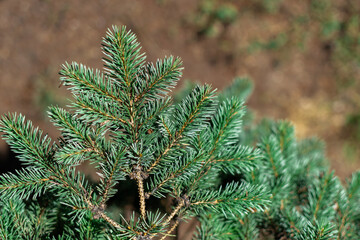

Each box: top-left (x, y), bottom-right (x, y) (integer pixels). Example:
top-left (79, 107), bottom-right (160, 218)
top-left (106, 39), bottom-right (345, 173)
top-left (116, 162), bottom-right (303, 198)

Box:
top-left (136, 171), bottom-right (146, 219)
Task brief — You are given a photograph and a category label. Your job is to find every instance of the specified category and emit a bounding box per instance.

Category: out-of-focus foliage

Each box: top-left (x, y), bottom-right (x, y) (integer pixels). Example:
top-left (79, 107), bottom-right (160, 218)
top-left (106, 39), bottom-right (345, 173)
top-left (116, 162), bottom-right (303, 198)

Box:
top-left (188, 0), bottom-right (360, 86)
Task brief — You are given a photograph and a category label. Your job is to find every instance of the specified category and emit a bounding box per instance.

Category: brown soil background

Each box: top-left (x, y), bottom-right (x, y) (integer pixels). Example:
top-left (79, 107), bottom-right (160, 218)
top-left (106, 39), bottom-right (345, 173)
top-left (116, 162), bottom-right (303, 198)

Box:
top-left (0, 0), bottom-right (359, 237)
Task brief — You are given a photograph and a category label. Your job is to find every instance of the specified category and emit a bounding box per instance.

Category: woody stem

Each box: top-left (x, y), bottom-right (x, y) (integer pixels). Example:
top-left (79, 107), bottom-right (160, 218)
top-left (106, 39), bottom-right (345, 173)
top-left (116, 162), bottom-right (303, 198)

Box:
top-left (136, 171), bottom-right (146, 219)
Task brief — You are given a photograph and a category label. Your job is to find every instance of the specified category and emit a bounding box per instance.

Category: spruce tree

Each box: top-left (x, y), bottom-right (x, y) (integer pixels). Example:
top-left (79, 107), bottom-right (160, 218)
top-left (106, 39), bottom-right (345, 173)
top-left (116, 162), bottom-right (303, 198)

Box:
top-left (0, 26), bottom-right (269, 239)
top-left (0, 26), bottom-right (359, 240)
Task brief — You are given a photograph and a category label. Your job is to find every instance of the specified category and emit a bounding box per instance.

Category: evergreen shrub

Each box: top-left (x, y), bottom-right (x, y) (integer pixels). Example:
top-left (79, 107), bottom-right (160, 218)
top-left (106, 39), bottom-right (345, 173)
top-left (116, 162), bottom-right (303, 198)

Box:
top-left (0, 26), bottom-right (359, 240)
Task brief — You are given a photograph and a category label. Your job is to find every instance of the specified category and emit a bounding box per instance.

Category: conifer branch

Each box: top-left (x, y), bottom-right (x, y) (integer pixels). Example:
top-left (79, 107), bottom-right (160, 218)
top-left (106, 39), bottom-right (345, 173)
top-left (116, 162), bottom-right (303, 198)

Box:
top-left (135, 57), bottom-right (183, 102)
top-left (0, 114), bottom-right (54, 169)
top-left (74, 99), bottom-right (127, 124)
top-left (159, 219), bottom-right (180, 240)
top-left (137, 97), bottom-right (171, 130)
top-left (102, 26), bottom-right (145, 88)
top-left (313, 177), bottom-right (330, 221)
top-left (0, 168), bottom-right (52, 200)
top-left (337, 172), bottom-right (360, 239)
top-left (186, 98), bottom-right (247, 190)
top-left (99, 156), bottom-right (121, 205)
top-left (60, 62), bottom-right (124, 104)
top-left (163, 200), bottom-right (184, 227)
top-left (8, 201), bottom-right (28, 235)
top-left (265, 144), bottom-right (279, 178)
top-left (146, 152), bottom-right (204, 198)
top-left (147, 85), bottom-right (215, 173)
top-left (98, 210), bottom-right (123, 230)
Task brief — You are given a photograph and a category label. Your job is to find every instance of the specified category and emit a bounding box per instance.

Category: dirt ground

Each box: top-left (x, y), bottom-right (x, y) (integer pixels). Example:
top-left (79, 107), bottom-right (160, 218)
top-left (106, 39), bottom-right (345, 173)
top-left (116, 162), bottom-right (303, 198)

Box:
top-left (1, 0), bottom-right (359, 178)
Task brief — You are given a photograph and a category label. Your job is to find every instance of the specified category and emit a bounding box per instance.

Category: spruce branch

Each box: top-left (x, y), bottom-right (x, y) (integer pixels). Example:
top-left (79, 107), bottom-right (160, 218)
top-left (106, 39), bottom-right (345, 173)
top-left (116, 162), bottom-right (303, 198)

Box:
top-left (137, 97), bottom-right (171, 131)
top-left (146, 151), bottom-right (205, 198)
top-left (0, 168), bottom-right (52, 200)
top-left (259, 134), bottom-right (285, 179)
top-left (159, 219), bottom-right (179, 240)
top-left (210, 97), bottom-right (245, 149)
top-left (162, 200), bottom-right (185, 228)
top-left (93, 206), bottom-right (123, 231)
top-left (304, 171), bottom-right (338, 222)
top-left (147, 84), bottom-right (216, 173)
top-left (102, 26), bottom-right (146, 88)
top-left (73, 92), bottom-right (127, 125)
top-left (6, 200), bottom-right (30, 237)
top-left (134, 56), bottom-right (183, 102)
top-left (59, 62), bottom-right (124, 104)
top-left (184, 98), bottom-right (249, 189)
top-left (189, 182), bottom-right (270, 217)
top-left (0, 113), bottom-right (55, 169)
top-left (98, 146), bottom-right (127, 205)
top-left (336, 171), bottom-right (360, 239)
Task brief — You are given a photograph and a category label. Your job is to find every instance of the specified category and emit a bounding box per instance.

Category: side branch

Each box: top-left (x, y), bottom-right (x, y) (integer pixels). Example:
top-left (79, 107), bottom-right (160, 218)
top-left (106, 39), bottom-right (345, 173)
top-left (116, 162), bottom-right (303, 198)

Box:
top-left (162, 200), bottom-right (184, 227)
top-left (159, 219), bottom-right (180, 240)
top-left (313, 173), bottom-right (331, 220)
top-left (86, 200), bottom-right (124, 231)
top-left (146, 154), bottom-right (204, 198)
top-left (147, 145), bottom-right (172, 173)
top-left (75, 100), bottom-right (127, 124)
top-left (98, 211), bottom-right (123, 230)
top-left (147, 87), bottom-right (213, 174)
top-left (100, 157), bottom-right (121, 206)
top-left (265, 144), bottom-right (279, 178)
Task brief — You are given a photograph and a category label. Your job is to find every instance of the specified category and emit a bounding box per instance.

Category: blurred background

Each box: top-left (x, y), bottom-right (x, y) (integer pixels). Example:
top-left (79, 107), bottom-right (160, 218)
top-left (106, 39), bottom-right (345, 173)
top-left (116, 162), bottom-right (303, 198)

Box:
top-left (0, 0), bottom-right (359, 179)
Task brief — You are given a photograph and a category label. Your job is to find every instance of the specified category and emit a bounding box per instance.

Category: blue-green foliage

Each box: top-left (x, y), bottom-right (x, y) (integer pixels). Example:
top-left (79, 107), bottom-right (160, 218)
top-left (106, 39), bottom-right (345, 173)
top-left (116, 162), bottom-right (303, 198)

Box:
top-left (196, 109), bottom-right (360, 239)
top-left (0, 26), bottom-right (271, 239)
top-left (0, 25), bottom-right (359, 240)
